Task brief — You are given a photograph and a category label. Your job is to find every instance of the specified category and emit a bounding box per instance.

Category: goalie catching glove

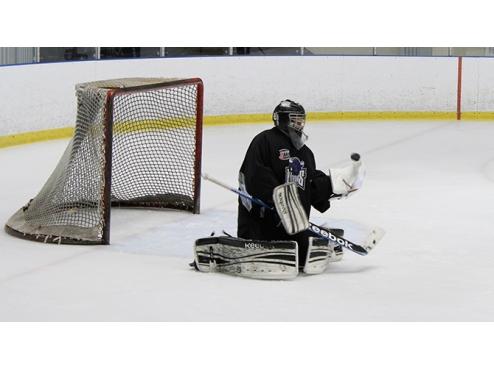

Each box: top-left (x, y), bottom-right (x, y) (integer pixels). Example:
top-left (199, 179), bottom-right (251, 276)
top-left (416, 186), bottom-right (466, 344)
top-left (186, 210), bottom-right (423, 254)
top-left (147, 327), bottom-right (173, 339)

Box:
top-left (330, 153), bottom-right (365, 199)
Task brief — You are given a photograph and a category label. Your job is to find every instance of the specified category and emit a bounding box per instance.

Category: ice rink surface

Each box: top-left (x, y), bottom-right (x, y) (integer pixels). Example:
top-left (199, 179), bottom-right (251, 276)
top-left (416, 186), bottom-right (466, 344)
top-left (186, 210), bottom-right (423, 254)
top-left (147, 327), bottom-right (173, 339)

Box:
top-left (1, 120), bottom-right (493, 321)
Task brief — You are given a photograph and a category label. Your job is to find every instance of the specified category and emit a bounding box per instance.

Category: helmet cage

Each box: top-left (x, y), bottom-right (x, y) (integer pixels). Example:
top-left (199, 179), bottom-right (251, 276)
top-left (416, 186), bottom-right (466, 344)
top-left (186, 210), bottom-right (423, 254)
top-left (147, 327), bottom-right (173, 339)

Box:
top-left (288, 113), bottom-right (306, 133)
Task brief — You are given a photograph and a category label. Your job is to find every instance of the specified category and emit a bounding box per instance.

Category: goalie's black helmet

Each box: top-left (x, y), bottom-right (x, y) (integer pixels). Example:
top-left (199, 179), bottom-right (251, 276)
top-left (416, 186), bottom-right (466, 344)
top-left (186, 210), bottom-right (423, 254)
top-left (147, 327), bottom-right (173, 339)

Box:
top-left (273, 99), bottom-right (306, 131)
top-left (272, 99), bottom-right (307, 149)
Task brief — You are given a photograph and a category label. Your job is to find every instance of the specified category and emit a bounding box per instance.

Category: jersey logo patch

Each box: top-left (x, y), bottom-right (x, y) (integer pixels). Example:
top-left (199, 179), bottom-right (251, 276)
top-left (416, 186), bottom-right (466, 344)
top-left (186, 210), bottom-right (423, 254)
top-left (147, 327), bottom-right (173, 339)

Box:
top-left (285, 157), bottom-right (307, 190)
top-left (278, 149), bottom-right (290, 160)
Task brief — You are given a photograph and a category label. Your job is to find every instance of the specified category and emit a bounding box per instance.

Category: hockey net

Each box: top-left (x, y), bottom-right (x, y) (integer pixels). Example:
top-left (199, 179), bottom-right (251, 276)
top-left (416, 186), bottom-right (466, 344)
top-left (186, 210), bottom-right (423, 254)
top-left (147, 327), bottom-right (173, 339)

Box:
top-left (5, 77), bottom-right (203, 245)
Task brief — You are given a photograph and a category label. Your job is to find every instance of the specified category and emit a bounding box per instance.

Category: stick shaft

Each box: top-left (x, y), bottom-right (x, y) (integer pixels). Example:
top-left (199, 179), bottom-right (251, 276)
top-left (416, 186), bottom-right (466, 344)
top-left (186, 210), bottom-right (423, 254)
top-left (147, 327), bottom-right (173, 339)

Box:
top-left (201, 173), bottom-right (369, 255)
top-left (202, 173), bottom-right (273, 209)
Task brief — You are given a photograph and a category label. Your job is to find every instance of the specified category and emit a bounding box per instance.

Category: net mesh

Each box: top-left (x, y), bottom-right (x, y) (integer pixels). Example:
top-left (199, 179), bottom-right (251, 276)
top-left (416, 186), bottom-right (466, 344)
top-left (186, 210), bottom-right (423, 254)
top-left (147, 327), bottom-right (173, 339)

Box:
top-left (5, 78), bottom-right (202, 244)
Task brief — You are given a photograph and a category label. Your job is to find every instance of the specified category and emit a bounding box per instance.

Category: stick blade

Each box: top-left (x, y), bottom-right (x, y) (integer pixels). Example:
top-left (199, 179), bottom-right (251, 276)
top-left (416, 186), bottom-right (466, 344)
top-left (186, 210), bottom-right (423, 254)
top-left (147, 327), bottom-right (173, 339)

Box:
top-left (363, 227), bottom-right (386, 252)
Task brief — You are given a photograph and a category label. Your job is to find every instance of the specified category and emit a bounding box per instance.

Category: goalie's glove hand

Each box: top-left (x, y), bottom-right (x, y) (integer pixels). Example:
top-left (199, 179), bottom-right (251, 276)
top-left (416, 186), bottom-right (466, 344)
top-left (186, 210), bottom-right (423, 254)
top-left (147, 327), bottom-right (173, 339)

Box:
top-left (329, 154), bottom-right (365, 200)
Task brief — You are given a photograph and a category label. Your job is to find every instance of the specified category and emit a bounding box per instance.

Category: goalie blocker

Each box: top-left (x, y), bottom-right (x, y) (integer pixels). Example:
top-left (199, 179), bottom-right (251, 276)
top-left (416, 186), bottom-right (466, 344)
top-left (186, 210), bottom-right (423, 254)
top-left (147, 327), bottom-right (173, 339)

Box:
top-left (273, 182), bottom-right (309, 235)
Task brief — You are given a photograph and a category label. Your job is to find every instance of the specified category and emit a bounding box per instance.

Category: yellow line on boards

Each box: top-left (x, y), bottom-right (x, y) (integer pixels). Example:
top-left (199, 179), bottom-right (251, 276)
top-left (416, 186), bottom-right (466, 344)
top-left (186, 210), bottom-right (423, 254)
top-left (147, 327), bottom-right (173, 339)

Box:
top-left (0, 127), bottom-right (75, 149)
top-left (204, 114), bottom-right (272, 125)
top-left (204, 111), bottom-right (460, 124)
top-left (461, 112), bottom-right (494, 120)
top-left (1, 112), bottom-right (493, 149)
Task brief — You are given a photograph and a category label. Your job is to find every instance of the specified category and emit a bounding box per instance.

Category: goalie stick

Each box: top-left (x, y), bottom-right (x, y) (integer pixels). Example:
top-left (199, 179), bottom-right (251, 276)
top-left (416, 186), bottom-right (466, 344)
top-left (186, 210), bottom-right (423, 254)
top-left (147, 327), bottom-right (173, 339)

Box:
top-left (201, 173), bottom-right (384, 256)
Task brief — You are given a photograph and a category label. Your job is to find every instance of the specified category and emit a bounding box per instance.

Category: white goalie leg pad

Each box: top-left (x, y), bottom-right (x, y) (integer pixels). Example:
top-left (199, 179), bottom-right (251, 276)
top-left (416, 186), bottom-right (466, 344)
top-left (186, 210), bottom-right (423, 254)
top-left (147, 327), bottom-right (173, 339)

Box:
top-left (193, 236), bottom-right (299, 280)
top-left (304, 237), bottom-right (343, 275)
top-left (273, 182), bottom-right (309, 235)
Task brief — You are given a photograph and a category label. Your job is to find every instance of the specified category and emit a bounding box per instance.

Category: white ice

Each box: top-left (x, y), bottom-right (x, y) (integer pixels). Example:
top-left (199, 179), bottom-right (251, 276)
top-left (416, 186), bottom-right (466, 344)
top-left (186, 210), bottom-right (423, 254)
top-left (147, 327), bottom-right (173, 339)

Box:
top-left (1, 121), bottom-right (493, 321)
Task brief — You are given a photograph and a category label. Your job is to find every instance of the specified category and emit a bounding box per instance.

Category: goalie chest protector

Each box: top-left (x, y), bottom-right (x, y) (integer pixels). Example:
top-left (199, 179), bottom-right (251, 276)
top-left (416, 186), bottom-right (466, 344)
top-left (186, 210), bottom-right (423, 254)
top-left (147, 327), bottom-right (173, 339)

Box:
top-left (238, 127), bottom-right (332, 220)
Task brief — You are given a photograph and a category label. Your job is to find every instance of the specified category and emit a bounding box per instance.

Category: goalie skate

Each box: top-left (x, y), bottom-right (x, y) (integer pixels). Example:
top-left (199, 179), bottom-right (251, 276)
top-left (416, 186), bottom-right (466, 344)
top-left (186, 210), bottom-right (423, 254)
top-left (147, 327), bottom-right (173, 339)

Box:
top-left (304, 234), bottom-right (344, 275)
top-left (193, 236), bottom-right (298, 280)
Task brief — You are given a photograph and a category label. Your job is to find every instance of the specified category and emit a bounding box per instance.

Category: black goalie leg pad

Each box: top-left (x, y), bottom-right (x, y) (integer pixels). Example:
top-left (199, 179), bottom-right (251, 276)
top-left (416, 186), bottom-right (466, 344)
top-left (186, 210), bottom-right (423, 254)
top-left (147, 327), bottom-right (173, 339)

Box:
top-left (193, 236), bottom-right (299, 280)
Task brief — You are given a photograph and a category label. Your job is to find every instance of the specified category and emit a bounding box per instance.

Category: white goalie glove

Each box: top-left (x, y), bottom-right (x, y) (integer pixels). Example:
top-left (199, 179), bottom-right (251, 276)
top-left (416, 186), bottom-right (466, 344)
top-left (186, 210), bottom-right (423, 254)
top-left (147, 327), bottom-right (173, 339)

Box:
top-left (329, 153), bottom-right (365, 199)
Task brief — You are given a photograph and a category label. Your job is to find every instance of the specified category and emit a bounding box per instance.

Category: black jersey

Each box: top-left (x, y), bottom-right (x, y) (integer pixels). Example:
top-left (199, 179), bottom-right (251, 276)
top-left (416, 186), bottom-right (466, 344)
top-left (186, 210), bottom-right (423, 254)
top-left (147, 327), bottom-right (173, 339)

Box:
top-left (237, 127), bottom-right (333, 265)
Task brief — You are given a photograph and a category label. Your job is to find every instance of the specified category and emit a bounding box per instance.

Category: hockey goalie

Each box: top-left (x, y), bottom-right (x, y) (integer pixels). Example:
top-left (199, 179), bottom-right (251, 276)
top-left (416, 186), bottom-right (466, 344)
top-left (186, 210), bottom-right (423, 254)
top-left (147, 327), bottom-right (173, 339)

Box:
top-left (193, 99), bottom-right (377, 279)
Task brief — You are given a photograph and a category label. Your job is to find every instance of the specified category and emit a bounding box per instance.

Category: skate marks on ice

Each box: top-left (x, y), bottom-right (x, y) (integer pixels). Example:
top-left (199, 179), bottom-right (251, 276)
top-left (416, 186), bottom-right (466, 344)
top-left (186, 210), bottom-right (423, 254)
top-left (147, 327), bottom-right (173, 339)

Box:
top-left (0, 246), bottom-right (101, 285)
top-left (109, 208), bottom-right (237, 258)
top-left (315, 121), bottom-right (452, 170)
top-left (481, 156), bottom-right (494, 183)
